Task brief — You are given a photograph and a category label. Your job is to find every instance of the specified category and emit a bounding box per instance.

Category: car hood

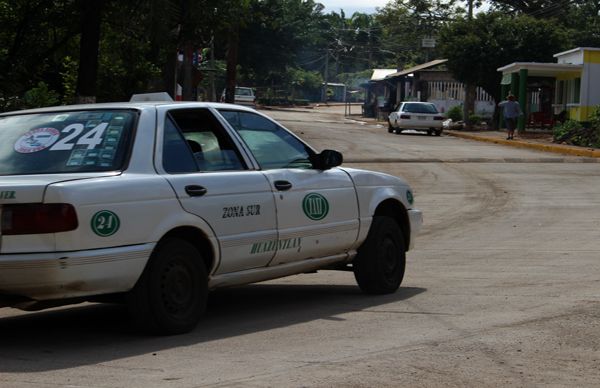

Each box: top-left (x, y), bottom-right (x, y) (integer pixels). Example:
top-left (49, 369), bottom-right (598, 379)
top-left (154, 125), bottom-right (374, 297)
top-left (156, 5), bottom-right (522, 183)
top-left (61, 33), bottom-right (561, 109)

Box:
top-left (338, 167), bottom-right (410, 189)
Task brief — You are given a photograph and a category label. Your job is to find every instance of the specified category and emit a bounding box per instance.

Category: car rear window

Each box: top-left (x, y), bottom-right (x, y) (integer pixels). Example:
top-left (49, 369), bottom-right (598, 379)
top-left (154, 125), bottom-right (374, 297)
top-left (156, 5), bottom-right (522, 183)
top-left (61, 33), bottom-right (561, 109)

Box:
top-left (0, 109), bottom-right (136, 175)
top-left (235, 88), bottom-right (253, 96)
top-left (403, 103), bottom-right (438, 114)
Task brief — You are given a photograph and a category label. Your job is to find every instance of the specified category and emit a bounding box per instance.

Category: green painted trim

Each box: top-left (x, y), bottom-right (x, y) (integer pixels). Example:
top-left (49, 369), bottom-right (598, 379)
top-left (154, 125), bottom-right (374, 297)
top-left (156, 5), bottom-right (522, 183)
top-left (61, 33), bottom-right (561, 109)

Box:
top-left (518, 69), bottom-right (528, 131)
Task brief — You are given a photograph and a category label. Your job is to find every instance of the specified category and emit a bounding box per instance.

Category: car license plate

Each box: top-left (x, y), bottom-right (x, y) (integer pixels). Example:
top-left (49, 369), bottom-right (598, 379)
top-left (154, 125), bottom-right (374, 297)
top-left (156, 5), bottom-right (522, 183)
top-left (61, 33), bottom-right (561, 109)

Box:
top-left (418, 116), bottom-right (427, 120)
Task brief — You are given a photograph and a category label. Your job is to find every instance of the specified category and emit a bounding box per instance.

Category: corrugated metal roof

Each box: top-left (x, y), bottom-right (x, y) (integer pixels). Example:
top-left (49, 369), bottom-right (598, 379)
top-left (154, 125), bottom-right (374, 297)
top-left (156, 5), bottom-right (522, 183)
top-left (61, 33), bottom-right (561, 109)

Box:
top-left (384, 59), bottom-right (448, 79)
top-left (370, 69), bottom-right (397, 81)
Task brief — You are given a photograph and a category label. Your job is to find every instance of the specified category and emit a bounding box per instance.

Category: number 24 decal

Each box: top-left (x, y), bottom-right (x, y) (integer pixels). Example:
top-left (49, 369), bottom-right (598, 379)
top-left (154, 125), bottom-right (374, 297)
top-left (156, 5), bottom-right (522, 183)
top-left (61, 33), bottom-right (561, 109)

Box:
top-left (49, 123), bottom-right (108, 151)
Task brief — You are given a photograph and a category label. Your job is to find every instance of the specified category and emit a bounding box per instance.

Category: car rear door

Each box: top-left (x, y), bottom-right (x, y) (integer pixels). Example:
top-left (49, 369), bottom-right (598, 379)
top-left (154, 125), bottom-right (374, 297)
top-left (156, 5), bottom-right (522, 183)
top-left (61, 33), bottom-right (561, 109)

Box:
top-left (217, 109), bottom-right (359, 266)
top-left (156, 106), bottom-right (278, 274)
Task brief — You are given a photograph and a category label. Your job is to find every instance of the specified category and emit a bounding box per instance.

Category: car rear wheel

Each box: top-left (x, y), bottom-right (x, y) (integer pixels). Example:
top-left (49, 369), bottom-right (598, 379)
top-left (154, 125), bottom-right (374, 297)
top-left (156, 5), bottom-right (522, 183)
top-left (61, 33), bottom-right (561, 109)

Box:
top-left (127, 238), bottom-right (208, 335)
top-left (353, 216), bottom-right (406, 294)
top-left (435, 130), bottom-right (442, 136)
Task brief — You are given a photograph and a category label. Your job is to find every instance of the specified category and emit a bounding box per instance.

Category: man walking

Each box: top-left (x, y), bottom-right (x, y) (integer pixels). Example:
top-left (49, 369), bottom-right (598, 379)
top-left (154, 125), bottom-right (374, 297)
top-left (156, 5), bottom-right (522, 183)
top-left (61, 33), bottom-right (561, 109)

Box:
top-left (499, 93), bottom-right (522, 140)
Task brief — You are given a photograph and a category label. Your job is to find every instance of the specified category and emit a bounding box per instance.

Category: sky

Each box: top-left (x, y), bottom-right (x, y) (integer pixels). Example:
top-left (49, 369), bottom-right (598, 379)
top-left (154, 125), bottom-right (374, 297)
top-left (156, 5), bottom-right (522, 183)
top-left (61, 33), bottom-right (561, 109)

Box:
top-left (318, 0), bottom-right (491, 16)
top-left (318, 0), bottom-right (388, 14)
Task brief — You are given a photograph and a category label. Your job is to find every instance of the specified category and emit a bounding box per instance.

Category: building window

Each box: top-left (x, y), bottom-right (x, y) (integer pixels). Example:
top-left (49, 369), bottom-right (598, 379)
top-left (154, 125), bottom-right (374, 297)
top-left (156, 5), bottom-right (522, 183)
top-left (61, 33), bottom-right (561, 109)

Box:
top-left (573, 77), bottom-right (581, 104)
top-left (556, 78), bottom-right (581, 105)
top-left (556, 80), bottom-right (565, 105)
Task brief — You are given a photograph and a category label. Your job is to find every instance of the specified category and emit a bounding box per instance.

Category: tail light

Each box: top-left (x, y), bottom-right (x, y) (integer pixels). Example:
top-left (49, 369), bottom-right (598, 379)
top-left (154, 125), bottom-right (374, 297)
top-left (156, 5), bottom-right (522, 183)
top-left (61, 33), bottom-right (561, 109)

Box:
top-left (434, 116), bottom-right (445, 120)
top-left (400, 114), bottom-right (411, 119)
top-left (1, 204), bottom-right (78, 235)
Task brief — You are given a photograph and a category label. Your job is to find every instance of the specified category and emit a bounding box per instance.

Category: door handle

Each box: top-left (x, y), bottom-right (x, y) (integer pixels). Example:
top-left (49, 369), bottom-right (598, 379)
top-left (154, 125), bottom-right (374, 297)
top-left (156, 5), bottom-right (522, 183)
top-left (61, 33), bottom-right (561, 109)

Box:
top-left (274, 180), bottom-right (292, 191)
top-left (185, 185), bottom-right (207, 197)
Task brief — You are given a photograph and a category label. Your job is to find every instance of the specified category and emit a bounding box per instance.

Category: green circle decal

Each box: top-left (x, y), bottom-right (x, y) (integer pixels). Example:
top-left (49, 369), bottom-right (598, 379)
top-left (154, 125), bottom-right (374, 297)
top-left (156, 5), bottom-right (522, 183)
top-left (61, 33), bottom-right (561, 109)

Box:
top-left (91, 210), bottom-right (120, 237)
top-left (302, 193), bottom-right (329, 221)
top-left (406, 190), bottom-right (414, 205)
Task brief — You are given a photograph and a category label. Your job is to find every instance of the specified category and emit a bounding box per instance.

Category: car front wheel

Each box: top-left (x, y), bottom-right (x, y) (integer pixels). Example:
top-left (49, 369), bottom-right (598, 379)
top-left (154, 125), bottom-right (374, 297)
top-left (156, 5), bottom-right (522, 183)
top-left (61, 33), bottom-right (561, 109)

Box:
top-left (388, 120), bottom-right (394, 133)
top-left (127, 238), bottom-right (208, 335)
top-left (353, 216), bottom-right (406, 294)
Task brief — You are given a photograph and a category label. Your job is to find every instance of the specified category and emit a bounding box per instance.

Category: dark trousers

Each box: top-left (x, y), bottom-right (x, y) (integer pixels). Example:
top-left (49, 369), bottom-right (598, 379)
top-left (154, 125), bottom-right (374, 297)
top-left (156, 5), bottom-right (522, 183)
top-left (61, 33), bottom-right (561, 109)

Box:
top-left (505, 117), bottom-right (517, 131)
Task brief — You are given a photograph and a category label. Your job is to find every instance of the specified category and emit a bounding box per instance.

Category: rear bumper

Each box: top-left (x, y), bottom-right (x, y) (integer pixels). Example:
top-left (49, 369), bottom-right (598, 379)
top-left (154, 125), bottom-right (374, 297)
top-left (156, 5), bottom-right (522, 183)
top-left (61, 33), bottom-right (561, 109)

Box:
top-left (397, 122), bottom-right (443, 130)
top-left (408, 209), bottom-right (423, 250)
top-left (0, 243), bottom-right (154, 304)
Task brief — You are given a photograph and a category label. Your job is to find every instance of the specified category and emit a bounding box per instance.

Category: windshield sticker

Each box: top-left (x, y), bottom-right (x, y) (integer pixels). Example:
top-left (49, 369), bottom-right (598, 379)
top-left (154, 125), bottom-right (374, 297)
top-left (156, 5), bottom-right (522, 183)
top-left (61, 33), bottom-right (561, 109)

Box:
top-left (66, 149), bottom-right (86, 166)
top-left (91, 210), bottom-right (120, 237)
top-left (0, 191), bottom-right (16, 199)
top-left (14, 127), bottom-right (60, 153)
top-left (86, 119), bottom-right (102, 128)
top-left (49, 122), bottom-right (108, 151)
top-left (76, 112), bottom-right (106, 121)
top-left (302, 193), bottom-right (329, 221)
top-left (51, 114), bottom-right (69, 122)
top-left (59, 121), bottom-right (124, 167)
top-left (250, 237), bottom-right (302, 254)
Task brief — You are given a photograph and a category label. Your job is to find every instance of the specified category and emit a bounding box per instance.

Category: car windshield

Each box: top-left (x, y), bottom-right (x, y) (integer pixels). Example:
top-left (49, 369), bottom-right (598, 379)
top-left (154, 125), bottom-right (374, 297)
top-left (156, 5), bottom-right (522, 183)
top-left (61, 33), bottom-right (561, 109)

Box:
top-left (0, 109), bottom-right (136, 175)
top-left (402, 103), bottom-right (438, 114)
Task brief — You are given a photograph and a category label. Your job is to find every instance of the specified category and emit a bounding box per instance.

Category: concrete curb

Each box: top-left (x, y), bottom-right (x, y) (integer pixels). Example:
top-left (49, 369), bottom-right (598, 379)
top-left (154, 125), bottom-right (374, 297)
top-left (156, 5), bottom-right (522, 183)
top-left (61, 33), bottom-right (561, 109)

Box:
top-left (446, 131), bottom-right (600, 158)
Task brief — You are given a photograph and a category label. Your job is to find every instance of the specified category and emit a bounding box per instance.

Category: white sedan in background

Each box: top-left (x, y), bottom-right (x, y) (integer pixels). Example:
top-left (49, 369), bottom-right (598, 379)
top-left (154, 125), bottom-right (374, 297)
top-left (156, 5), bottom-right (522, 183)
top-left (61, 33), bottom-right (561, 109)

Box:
top-left (388, 102), bottom-right (445, 136)
top-left (0, 97), bottom-right (422, 335)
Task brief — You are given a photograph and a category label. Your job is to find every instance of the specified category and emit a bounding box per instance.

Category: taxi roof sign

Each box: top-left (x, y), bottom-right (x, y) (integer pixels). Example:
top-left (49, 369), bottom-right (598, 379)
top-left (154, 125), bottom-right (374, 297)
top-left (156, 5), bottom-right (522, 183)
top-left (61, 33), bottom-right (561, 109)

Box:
top-left (130, 92), bottom-right (173, 102)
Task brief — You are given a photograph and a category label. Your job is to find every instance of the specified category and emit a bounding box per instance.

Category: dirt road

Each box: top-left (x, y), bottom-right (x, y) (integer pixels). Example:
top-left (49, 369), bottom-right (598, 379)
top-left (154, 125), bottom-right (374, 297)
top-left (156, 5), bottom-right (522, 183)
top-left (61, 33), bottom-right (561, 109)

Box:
top-left (1, 107), bottom-right (598, 387)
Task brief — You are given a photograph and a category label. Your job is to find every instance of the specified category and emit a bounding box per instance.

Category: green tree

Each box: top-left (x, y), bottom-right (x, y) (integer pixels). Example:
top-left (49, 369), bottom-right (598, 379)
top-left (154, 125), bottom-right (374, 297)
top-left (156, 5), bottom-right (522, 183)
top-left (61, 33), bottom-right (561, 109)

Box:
top-left (238, 0), bottom-right (323, 85)
top-left (439, 12), bottom-right (570, 104)
top-left (0, 0), bottom-right (80, 106)
top-left (376, 0), bottom-right (462, 68)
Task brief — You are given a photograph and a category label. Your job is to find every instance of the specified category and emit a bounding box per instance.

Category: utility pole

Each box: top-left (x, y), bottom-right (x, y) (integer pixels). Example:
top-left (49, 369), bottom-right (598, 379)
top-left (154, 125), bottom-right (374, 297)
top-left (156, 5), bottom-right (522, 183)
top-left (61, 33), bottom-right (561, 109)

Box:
top-left (209, 35), bottom-right (216, 101)
top-left (322, 49), bottom-right (329, 102)
top-left (463, 0), bottom-right (476, 129)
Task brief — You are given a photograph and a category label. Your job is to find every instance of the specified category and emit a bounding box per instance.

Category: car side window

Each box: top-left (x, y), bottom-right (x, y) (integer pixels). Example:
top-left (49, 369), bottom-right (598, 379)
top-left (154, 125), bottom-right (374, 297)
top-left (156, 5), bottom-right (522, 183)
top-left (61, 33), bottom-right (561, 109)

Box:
top-left (162, 116), bottom-right (198, 173)
top-left (162, 108), bottom-right (246, 173)
top-left (218, 110), bottom-right (313, 170)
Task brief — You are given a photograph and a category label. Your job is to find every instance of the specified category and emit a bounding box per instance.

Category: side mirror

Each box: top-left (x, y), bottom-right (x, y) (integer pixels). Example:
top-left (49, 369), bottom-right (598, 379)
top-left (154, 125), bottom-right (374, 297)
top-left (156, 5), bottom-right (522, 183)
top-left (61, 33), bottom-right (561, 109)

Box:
top-left (309, 149), bottom-right (343, 170)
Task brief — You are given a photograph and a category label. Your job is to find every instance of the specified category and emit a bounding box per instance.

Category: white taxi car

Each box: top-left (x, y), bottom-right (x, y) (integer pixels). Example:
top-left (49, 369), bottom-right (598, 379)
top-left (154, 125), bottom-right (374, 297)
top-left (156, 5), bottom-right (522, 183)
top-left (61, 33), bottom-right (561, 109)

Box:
top-left (0, 100), bottom-right (422, 335)
top-left (220, 87), bottom-right (256, 106)
top-left (388, 101), bottom-right (444, 136)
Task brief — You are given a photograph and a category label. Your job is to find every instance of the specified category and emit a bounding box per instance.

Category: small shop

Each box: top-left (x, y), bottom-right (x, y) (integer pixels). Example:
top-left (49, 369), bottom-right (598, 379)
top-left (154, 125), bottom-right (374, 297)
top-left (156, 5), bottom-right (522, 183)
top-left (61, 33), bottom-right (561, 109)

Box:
top-left (497, 47), bottom-right (600, 130)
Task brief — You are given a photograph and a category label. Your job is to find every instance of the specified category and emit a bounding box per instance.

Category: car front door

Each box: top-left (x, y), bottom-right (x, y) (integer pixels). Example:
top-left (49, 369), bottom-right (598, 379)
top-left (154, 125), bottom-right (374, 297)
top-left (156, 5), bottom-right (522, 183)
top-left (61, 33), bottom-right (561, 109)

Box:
top-left (157, 107), bottom-right (278, 274)
top-left (217, 109), bottom-right (359, 266)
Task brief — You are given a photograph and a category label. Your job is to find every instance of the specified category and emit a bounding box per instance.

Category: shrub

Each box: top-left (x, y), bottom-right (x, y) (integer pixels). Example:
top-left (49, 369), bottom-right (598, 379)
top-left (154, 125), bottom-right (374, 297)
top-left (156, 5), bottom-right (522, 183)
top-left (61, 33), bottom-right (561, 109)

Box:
top-left (553, 120), bottom-right (583, 141)
top-left (589, 105), bottom-right (600, 129)
top-left (553, 119), bottom-right (600, 148)
top-left (23, 82), bottom-right (60, 109)
top-left (447, 105), bottom-right (463, 121)
top-left (468, 114), bottom-right (482, 125)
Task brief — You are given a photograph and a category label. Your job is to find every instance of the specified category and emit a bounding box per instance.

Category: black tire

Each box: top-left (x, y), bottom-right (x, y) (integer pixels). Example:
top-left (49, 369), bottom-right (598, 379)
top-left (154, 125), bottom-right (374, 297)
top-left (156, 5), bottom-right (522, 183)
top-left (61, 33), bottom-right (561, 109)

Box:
top-left (427, 129), bottom-right (433, 136)
top-left (353, 216), bottom-right (406, 294)
top-left (127, 238), bottom-right (208, 335)
top-left (388, 121), bottom-right (394, 133)
top-left (394, 128), bottom-right (402, 135)
top-left (435, 130), bottom-right (442, 136)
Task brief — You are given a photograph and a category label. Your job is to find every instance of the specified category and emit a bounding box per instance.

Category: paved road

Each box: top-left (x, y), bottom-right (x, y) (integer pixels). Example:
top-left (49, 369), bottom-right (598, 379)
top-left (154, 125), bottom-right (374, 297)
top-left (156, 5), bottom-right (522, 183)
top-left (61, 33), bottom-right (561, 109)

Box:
top-left (1, 108), bottom-right (599, 387)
